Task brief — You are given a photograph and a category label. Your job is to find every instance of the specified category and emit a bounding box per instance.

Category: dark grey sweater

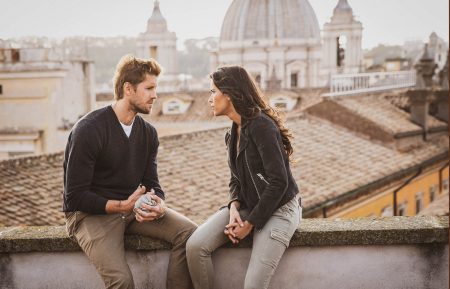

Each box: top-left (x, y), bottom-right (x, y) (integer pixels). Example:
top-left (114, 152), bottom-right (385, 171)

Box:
top-left (63, 105), bottom-right (164, 214)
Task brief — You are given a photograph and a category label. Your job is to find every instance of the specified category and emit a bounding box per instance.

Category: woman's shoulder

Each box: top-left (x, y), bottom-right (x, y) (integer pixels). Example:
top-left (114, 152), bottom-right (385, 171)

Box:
top-left (248, 112), bottom-right (277, 131)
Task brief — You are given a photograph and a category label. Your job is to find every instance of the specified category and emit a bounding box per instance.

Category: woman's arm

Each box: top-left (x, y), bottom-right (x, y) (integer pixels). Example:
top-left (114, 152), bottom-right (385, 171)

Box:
top-left (246, 117), bottom-right (289, 230)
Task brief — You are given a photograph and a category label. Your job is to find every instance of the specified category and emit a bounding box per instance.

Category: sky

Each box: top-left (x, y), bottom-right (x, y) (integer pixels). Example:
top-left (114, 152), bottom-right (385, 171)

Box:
top-left (0, 0), bottom-right (448, 50)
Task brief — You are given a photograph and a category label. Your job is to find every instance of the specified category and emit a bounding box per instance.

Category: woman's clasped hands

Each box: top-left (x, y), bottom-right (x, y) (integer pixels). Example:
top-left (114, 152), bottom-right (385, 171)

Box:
top-left (224, 201), bottom-right (254, 244)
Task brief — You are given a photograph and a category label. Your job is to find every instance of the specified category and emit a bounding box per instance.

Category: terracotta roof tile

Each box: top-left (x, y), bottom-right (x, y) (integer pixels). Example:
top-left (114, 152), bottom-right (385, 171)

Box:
top-left (336, 97), bottom-right (421, 134)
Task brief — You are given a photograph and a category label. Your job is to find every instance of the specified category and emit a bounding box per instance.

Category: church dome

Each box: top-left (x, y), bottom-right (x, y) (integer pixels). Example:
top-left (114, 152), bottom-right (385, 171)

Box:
top-left (220, 0), bottom-right (321, 42)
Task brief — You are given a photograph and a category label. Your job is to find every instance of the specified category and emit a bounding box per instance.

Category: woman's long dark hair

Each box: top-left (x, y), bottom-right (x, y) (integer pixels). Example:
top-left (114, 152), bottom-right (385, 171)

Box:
top-left (211, 66), bottom-right (294, 157)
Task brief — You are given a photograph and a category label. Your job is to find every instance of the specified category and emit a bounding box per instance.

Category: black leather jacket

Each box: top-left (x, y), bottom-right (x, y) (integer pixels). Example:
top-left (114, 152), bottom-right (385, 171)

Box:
top-left (225, 112), bottom-right (299, 229)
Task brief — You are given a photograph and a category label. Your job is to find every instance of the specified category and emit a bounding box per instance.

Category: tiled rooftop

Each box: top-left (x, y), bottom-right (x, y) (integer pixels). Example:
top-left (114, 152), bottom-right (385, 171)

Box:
top-left (0, 113), bottom-right (448, 226)
top-left (336, 97), bottom-right (421, 134)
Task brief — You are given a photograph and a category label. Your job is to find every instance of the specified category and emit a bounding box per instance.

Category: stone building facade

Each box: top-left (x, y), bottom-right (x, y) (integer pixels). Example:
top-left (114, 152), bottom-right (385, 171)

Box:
top-left (0, 43), bottom-right (95, 159)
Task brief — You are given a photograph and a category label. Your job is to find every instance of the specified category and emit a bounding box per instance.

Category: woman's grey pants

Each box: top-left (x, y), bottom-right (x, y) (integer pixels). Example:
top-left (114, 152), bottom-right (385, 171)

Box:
top-left (186, 197), bottom-right (301, 289)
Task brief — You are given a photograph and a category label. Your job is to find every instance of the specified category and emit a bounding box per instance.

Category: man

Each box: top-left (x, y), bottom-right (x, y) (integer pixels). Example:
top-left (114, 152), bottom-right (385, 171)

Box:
top-left (63, 54), bottom-right (197, 289)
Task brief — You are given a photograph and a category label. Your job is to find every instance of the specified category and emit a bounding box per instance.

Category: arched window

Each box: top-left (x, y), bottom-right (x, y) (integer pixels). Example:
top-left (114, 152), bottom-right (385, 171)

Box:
top-left (336, 35), bottom-right (347, 67)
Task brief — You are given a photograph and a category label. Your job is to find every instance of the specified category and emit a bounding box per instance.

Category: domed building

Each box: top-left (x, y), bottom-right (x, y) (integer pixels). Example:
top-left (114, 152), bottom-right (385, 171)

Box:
top-left (210, 0), bottom-right (363, 89)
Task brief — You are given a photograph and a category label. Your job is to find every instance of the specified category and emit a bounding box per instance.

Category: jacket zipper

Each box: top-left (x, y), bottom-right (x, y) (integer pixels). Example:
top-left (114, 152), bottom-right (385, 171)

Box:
top-left (256, 173), bottom-right (270, 185)
top-left (245, 150), bottom-right (261, 199)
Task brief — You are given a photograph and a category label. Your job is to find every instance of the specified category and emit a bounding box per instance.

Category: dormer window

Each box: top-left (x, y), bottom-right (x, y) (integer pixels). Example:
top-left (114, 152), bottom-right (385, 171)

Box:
top-left (269, 95), bottom-right (297, 112)
top-left (167, 100), bottom-right (181, 113)
top-left (162, 97), bottom-right (192, 115)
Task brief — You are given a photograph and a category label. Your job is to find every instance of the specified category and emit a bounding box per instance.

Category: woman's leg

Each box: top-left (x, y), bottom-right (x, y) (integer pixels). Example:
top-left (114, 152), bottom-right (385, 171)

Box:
top-left (186, 208), bottom-right (234, 289)
top-left (244, 198), bottom-right (301, 289)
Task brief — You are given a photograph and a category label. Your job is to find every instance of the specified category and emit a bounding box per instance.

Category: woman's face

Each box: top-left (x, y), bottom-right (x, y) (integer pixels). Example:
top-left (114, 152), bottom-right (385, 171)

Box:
top-left (208, 80), bottom-right (233, 117)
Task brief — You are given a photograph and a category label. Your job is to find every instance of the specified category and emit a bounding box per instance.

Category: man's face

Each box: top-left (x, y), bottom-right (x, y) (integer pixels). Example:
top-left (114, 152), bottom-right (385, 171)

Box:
top-left (128, 74), bottom-right (158, 114)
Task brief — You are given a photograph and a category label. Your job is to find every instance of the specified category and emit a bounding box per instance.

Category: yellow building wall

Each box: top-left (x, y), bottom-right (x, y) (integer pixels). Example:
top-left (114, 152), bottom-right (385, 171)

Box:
top-left (333, 165), bottom-right (449, 218)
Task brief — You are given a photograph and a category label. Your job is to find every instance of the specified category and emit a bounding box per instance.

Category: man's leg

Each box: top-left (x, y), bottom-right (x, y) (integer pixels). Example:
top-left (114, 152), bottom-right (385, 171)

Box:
top-left (126, 208), bottom-right (197, 289)
top-left (66, 212), bottom-right (134, 289)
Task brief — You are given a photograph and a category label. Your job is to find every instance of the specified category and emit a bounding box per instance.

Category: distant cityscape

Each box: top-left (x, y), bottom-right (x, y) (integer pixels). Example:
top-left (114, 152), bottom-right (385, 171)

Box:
top-left (0, 0), bottom-right (448, 224)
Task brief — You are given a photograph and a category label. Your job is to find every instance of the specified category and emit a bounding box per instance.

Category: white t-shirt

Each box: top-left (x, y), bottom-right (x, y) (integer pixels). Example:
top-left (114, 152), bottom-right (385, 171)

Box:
top-left (120, 119), bottom-right (134, 138)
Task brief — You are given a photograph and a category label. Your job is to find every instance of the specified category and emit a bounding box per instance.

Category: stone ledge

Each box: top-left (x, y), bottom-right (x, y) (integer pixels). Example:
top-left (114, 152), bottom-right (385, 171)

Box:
top-left (0, 216), bottom-right (447, 253)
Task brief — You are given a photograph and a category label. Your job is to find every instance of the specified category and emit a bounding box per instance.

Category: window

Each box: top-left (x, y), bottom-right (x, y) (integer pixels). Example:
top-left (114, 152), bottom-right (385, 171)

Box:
top-left (415, 192), bottom-right (423, 214)
top-left (381, 206), bottom-right (393, 217)
top-left (398, 203), bottom-right (407, 216)
top-left (429, 185), bottom-right (437, 202)
top-left (443, 179), bottom-right (449, 193)
top-left (11, 49), bottom-right (20, 62)
top-left (150, 46), bottom-right (158, 59)
top-left (254, 75), bottom-right (261, 86)
top-left (290, 73), bottom-right (298, 88)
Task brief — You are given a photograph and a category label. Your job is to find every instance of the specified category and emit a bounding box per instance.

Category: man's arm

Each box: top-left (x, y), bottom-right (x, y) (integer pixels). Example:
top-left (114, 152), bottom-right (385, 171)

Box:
top-left (63, 122), bottom-right (109, 214)
top-left (141, 127), bottom-right (165, 200)
top-left (105, 186), bottom-right (146, 214)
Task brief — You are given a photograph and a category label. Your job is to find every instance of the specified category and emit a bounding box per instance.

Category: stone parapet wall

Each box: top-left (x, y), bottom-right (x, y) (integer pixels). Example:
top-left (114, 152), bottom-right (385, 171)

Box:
top-left (0, 216), bottom-right (448, 289)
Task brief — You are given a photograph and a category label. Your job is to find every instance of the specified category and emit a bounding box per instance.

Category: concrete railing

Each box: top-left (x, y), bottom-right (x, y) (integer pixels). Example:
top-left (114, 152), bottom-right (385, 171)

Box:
top-left (324, 70), bottom-right (416, 97)
top-left (0, 216), bottom-right (448, 289)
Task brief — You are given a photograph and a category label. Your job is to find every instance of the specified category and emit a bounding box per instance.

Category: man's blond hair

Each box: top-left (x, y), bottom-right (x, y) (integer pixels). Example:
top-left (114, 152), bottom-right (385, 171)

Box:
top-left (113, 54), bottom-right (162, 100)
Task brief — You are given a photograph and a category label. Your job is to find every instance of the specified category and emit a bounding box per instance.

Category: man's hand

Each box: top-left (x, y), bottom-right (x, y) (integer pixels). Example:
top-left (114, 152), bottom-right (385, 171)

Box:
top-left (105, 186), bottom-right (146, 214)
top-left (134, 191), bottom-right (166, 222)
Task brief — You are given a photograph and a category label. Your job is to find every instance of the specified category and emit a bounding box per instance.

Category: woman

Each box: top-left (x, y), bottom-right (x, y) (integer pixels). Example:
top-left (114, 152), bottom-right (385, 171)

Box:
top-left (186, 66), bottom-right (302, 289)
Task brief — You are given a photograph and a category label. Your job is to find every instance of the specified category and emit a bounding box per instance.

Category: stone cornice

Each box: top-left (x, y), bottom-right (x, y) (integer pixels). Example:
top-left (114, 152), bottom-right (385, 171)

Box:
top-left (0, 216), bottom-right (447, 253)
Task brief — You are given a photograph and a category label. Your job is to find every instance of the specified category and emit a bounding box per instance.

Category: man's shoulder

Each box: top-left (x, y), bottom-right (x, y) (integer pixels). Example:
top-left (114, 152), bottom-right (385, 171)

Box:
top-left (72, 106), bottom-right (111, 134)
top-left (136, 115), bottom-right (157, 134)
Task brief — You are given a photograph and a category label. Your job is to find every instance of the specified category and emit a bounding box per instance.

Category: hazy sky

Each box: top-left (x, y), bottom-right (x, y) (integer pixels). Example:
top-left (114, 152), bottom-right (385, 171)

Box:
top-left (0, 0), bottom-right (448, 49)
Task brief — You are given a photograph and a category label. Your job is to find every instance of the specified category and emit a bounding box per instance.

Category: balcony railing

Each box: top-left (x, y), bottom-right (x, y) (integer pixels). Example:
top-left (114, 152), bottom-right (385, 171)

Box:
top-left (324, 70), bottom-right (416, 97)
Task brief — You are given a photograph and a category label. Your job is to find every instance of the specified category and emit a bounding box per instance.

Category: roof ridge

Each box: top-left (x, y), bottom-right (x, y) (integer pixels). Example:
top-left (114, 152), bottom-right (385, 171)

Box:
top-left (0, 152), bottom-right (64, 169)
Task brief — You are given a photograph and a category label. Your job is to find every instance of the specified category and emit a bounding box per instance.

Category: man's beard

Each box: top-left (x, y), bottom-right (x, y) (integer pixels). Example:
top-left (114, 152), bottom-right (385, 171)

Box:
top-left (130, 102), bottom-right (151, 115)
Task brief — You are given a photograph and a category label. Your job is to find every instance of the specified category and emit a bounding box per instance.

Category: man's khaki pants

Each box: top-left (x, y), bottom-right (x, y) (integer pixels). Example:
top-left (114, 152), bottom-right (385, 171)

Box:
top-left (66, 209), bottom-right (197, 289)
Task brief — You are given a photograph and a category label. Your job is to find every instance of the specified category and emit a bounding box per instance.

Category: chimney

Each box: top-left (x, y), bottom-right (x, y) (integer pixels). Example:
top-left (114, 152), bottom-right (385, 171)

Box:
top-left (434, 52), bottom-right (449, 122)
top-left (406, 44), bottom-right (437, 140)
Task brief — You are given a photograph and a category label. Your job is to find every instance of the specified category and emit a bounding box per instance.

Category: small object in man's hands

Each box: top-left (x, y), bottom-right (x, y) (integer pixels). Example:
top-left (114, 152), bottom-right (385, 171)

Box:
top-left (134, 194), bottom-right (157, 212)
